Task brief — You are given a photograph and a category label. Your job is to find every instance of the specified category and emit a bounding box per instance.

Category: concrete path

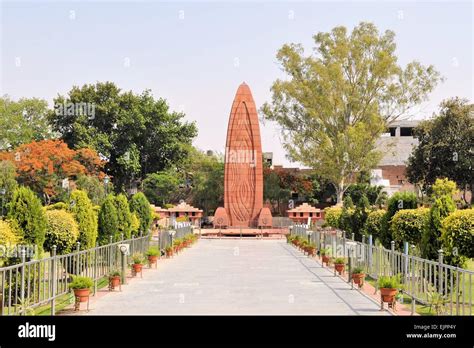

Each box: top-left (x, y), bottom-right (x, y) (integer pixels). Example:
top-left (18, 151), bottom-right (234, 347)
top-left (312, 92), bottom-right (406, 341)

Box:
top-left (86, 239), bottom-right (389, 315)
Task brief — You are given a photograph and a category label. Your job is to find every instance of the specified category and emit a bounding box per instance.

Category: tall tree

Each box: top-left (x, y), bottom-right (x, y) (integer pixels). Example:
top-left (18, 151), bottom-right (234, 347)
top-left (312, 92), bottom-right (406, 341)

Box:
top-left (0, 96), bottom-right (54, 150)
top-left (0, 160), bottom-right (18, 216)
top-left (261, 22), bottom-right (441, 204)
top-left (406, 98), bottom-right (474, 204)
top-left (48, 82), bottom-right (197, 191)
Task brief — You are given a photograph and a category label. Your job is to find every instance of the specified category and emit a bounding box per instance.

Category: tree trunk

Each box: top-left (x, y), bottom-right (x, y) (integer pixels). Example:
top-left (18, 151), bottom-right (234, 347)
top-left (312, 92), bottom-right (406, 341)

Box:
top-left (335, 182), bottom-right (344, 206)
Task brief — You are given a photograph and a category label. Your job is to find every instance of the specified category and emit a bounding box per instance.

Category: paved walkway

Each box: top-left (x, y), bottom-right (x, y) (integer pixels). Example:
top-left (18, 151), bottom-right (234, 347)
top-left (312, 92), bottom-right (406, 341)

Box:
top-left (85, 239), bottom-right (389, 315)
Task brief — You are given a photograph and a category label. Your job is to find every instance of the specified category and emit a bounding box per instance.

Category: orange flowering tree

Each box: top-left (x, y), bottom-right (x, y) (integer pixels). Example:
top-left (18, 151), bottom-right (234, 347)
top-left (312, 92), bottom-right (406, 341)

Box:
top-left (0, 140), bottom-right (105, 203)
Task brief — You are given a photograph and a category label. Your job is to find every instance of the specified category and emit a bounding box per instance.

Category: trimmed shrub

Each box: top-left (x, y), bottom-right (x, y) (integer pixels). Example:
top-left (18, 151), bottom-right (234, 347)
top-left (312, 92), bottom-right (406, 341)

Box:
top-left (364, 209), bottom-right (386, 241)
top-left (0, 219), bottom-right (21, 246)
top-left (381, 191), bottom-right (418, 247)
top-left (7, 186), bottom-right (47, 253)
top-left (129, 192), bottom-right (152, 236)
top-left (421, 195), bottom-right (456, 260)
top-left (45, 202), bottom-right (68, 211)
top-left (441, 209), bottom-right (474, 267)
top-left (69, 190), bottom-right (98, 250)
top-left (324, 207), bottom-right (342, 228)
top-left (0, 160), bottom-right (18, 214)
top-left (98, 194), bottom-right (119, 244)
top-left (390, 208), bottom-right (429, 249)
top-left (44, 210), bottom-right (79, 255)
top-left (130, 212), bottom-right (140, 236)
top-left (114, 194), bottom-right (132, 239)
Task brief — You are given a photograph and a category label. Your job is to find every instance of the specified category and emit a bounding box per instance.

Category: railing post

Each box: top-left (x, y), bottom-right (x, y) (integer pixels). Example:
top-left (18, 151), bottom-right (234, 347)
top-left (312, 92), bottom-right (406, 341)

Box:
top-left (20, 247), bottom-right (26, 315)
top-left (390, 241), bottom-right (395, 276)
top-left (362, 235), bottom-right (365, 245)
top-left (93, 242), bottom-right (98, 296)
top-left (51, 245), bottom-right (57, 315)
top-left (368, 235), bottom-right (373, 275)
top-left (342, 231), bottom-right (346, 258)
top-left (403, 242), bottom-right (409, 287)
top-left (120, 247), bottom-right (127, 285)
top-left (75, 242), bottom-right (81, 275)
top-left (438, 249), bottom-right (444, 295)
top-left (351, 232), bottom-right (355, 241)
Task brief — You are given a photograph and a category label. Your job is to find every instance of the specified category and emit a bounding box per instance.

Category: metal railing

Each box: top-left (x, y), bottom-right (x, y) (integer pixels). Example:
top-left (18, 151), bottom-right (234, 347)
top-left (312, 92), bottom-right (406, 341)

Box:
top-left (289, 224), bottom-right (474, 315)
top-left (155, 223), bottom-right (195, 252)
top-left (0, 234), bottom-right (150, 316)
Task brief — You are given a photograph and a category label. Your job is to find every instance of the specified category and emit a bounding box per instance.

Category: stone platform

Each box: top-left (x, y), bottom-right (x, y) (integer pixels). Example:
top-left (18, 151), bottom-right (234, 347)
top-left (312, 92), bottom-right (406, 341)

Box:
top-left (201, 228), bottom-right (287, 238)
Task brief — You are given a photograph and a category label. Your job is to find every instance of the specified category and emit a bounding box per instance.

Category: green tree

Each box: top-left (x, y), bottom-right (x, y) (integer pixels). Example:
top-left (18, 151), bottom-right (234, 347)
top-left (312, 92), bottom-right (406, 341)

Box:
top-left (69, 190), bottom-right (98, 249)
top-left (114, 193), bottom-right (132, 239)
top-left (0, 96), bottom-right (54, 150)
top-left (129, 192), bottom-right (152, 236)
top-left (7, 186), bottom-right (47, 253)
top-left (97, 194), bottom-right (119, 244)
top-left (0, 160), bottom-right (18, 216)
top-left (441, 209), bottom-right (474, 267)
top-left (261, 22), bottom-right (441, 204)
top-left (406, 98), bottom-right (473, 204)
top-left (48, 82), bottom-right (197, 191)
top-left (143, 171), bottom-right (181, 206)
top-left (263, 170), bottom-right (291, 215)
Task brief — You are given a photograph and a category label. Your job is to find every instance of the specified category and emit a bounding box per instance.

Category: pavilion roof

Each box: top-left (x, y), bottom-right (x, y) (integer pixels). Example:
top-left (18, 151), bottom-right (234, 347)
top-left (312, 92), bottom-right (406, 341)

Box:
top-left (287, 203), bottom-right (321, 213)
top-left (167, 202), bottom-right (203, 213)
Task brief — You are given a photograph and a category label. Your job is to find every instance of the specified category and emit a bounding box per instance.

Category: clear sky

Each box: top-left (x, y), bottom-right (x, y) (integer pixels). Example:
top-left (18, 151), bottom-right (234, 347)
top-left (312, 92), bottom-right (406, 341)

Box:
top-left (1, 0), bottom-right (472, 167)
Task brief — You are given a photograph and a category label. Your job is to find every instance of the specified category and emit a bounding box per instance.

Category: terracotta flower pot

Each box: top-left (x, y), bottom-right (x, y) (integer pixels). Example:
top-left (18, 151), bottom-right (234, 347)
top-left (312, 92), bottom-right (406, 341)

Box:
top-left (166, 250), bottom-right (173, 258)
top-left (132, 263), bottom-right (143, 273)
top-left (148, 255), bottom-right (158, 264)
top-left (335, 263), bottom-right (345, 275)
top-left (73, 288), bottom-right (90, 302)
top-left (306, 248), bottom-right (315, 257)
top-left (380, 288), bottom-right (398, 303)
top-left (322, 255), bottom-right (330, 265)
top-left (109, 276), bottom-right (121, 288)
top-left (352, 273), bottom-right (365, 286)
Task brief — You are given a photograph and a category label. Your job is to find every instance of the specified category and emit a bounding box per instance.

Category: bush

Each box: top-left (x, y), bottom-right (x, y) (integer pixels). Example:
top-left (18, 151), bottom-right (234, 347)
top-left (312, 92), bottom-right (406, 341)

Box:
top-left (44, 210), bottom-right (79, 254)
top-left (114, 194), bottom-right (132, 239)
top-left (0, 160), bottom-right (18, 216)
top-left (441, 209), bottom-right (474, 267)
top-left (421, 195), bottom-right (456, 260)
top-left (130, 212), bottom-right (140, 236)
top-left (98, 194), bottom-right (119, 244)
top-left (69, 190), bottom-right (98, 249)
top-left (45, 202), bottom-right (68, 211)
top-left (364, 209), bottom-right (385, 241)
top-left (381, 191), bottom-right (418, 247)
top-left (324, 207), bottom-right (342, 228)
top-left (69, 276), bottom-right (93, 290)
top-left (7, 186), bottom-right (47, 253)
top-left (0, 219), bottom-right (21, 246)
top-left (390, 208), bottom-right (429, 249)
top-left (129, 192), bottom-right (152, 236)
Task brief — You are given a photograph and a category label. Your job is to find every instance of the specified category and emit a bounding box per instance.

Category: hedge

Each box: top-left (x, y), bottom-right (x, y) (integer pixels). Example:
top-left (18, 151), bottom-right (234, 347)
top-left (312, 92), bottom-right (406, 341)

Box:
top-left (364, 209), bottom-right (386, 241)
top-left (390, 208), bottom-right (429, 249)
top-left (44, 210), bottom-right (79, 255)
top-left (45, 202), bottom-right (68, 211)
top-left (323, 207), bottom-right (342, 228)
top-left (441, 209), bottom-right (474, 267)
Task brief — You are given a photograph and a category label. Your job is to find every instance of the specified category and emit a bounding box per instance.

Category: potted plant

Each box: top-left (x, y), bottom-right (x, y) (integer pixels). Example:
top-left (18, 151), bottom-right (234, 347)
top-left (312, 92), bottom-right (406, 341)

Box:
top-left (69, 276), bottom-right (93, 303)
top-left (131, 253), bottom-right (145, 275)
top-left (305, 243), bottom-right (316, 257)
top-left (108, 269), bottom-right (121, 290)
top-left (285, 234), bottom-right (293, 244)
top-left (165, 245), bottom-right (174, 258)
top-left (377, 275), bottom-right (402, 307)
top-left (320, 247), bottom-right (330, 265)
top-left (173, 239), bottom-right (182, 253)
top-left (146, 247), bottom-right (160, 266)
top-left (334, 257), bottom-right (345, 275)
top-left (351, 266), bottom-right (365, 287)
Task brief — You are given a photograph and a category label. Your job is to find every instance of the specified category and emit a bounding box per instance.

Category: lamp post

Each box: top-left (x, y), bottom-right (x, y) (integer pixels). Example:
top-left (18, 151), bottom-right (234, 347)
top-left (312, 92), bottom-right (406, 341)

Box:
top-left (103, 175), bottom-right (110, 195)
top-left (0, 188), bottom-right (5, 218)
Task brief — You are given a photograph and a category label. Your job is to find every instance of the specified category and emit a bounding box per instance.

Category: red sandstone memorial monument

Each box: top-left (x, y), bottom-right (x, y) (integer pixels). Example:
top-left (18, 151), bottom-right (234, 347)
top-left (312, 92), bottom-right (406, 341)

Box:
top-left (214, 83), bottom-right (272, 229)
